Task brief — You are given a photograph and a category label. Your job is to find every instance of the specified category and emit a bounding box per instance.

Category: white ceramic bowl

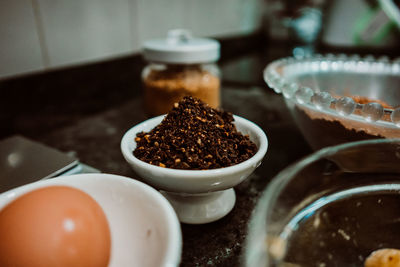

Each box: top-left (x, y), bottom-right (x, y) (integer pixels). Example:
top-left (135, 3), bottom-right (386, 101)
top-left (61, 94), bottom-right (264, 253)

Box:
top-left (0, 173), bottom-right (182, 267)
top-left (121, 114), bottom-right (268, 224)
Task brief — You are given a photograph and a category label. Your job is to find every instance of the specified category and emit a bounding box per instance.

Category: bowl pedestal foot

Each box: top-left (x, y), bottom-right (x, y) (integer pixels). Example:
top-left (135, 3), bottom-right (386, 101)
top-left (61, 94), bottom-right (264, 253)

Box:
top-left (160, 189), bottom-right (236, 224)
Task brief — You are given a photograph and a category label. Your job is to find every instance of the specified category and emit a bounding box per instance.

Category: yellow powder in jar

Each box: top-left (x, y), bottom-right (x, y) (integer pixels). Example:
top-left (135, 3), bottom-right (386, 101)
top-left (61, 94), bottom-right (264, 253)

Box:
top-left (143, 65), bottom-right (220, 116)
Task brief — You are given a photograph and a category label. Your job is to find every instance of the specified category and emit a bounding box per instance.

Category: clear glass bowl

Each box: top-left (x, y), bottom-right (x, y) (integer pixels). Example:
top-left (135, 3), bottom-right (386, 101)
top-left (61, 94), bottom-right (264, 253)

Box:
top-left (244, 138), bottom-right (400, 267)
top-left (264, 54), bottom-right (400, 150)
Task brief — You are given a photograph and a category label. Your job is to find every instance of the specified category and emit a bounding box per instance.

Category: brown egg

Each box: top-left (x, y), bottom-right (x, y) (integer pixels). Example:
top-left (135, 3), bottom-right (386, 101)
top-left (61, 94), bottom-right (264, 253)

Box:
top-left (0, 186), bottom-right (111, 267)
top-left (365, 248), bottom-right (400, 267)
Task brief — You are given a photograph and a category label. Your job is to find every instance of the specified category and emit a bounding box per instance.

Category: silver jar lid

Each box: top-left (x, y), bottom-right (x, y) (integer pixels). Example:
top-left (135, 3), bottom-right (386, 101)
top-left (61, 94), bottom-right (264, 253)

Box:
top-left (143, 29), bottom-right (220, 64)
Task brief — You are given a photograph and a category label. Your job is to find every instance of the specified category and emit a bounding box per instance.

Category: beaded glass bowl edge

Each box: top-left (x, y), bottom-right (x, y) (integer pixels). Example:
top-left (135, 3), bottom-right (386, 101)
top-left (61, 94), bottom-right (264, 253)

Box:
top-left (264, 54), bottom-right (400, 126)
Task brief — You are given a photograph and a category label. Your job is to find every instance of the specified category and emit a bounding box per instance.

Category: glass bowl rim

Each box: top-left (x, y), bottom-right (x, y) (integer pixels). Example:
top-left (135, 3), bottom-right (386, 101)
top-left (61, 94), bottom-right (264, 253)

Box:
top-left (264, 54), bottom-right (400, 127)
top-left (244, 138), bottom-right (400, 266)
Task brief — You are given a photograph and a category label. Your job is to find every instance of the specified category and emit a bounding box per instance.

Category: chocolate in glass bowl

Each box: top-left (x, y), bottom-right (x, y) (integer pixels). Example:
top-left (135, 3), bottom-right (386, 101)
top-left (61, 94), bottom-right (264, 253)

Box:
top-left (264, 54), bottom-right (400, 150)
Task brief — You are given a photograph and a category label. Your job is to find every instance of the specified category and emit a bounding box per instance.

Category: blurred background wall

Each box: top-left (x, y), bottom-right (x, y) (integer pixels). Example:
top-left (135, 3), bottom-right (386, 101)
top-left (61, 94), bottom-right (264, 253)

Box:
top-left (1, 0), bottom-right (399, 80)
top-left (0, 0), bottom-right (264, 79)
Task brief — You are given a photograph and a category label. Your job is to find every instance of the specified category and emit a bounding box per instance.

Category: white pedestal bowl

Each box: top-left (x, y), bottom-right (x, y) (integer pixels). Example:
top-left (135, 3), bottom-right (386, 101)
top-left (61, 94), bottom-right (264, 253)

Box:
top-left (121, 115), bottom-right (268, 224)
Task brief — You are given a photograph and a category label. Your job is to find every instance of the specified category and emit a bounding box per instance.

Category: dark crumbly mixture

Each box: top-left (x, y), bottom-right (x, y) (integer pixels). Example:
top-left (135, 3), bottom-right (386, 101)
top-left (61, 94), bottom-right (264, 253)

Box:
top-left (294, 106), bottom-right (383, 150)
top-left (133, 96), bottom-right (257, 170)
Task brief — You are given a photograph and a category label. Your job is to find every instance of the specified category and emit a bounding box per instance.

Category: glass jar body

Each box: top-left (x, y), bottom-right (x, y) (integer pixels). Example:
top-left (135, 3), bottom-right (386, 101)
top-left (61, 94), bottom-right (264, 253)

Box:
top-left (142, 63), bottom-right (220, 116)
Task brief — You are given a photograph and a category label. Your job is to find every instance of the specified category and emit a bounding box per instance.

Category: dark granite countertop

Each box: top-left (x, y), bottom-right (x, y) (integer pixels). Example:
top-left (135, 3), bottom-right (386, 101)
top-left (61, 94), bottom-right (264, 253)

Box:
top-left (29, 85), bottom-right (311, 267)
top-left (3, 34), bottom-right (399, 266)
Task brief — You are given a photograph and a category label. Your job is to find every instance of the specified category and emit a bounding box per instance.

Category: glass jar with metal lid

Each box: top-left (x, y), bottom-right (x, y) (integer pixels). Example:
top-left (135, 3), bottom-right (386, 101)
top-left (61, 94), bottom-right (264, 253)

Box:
top-left (142, 29), bottom-right (221, 116)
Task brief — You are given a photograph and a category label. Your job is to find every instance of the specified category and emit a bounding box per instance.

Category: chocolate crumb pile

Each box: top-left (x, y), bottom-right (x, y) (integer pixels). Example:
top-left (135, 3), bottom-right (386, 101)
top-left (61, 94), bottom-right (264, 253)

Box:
top-left (133, 96), bottom-right (257, 170)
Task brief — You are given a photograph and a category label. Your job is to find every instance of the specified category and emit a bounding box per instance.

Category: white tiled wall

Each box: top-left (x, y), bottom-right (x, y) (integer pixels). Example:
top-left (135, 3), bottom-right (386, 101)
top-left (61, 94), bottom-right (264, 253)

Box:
top-left (136, 0), bottom-right (186, 42)
top-left (184, 0), bottom-right (263, 37)
top-left (37, 0), bottom-right (134, 67)
top-left (0, 0), bottom-right (44, 78)
top-left (0, 0), bottom-right (263, 79)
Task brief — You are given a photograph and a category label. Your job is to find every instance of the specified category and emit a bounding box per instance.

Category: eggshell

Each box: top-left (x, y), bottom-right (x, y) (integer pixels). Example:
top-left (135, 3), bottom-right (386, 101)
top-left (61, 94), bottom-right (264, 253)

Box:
top-left (0, 186), bottom-right (111, 267)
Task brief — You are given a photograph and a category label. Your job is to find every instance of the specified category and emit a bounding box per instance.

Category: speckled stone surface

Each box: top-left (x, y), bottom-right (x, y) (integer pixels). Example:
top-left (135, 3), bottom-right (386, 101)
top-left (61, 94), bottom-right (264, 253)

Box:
top-left (1, 40), bottom-right (315, 266)
top-left (27, 86), bottom-right (311, 266)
